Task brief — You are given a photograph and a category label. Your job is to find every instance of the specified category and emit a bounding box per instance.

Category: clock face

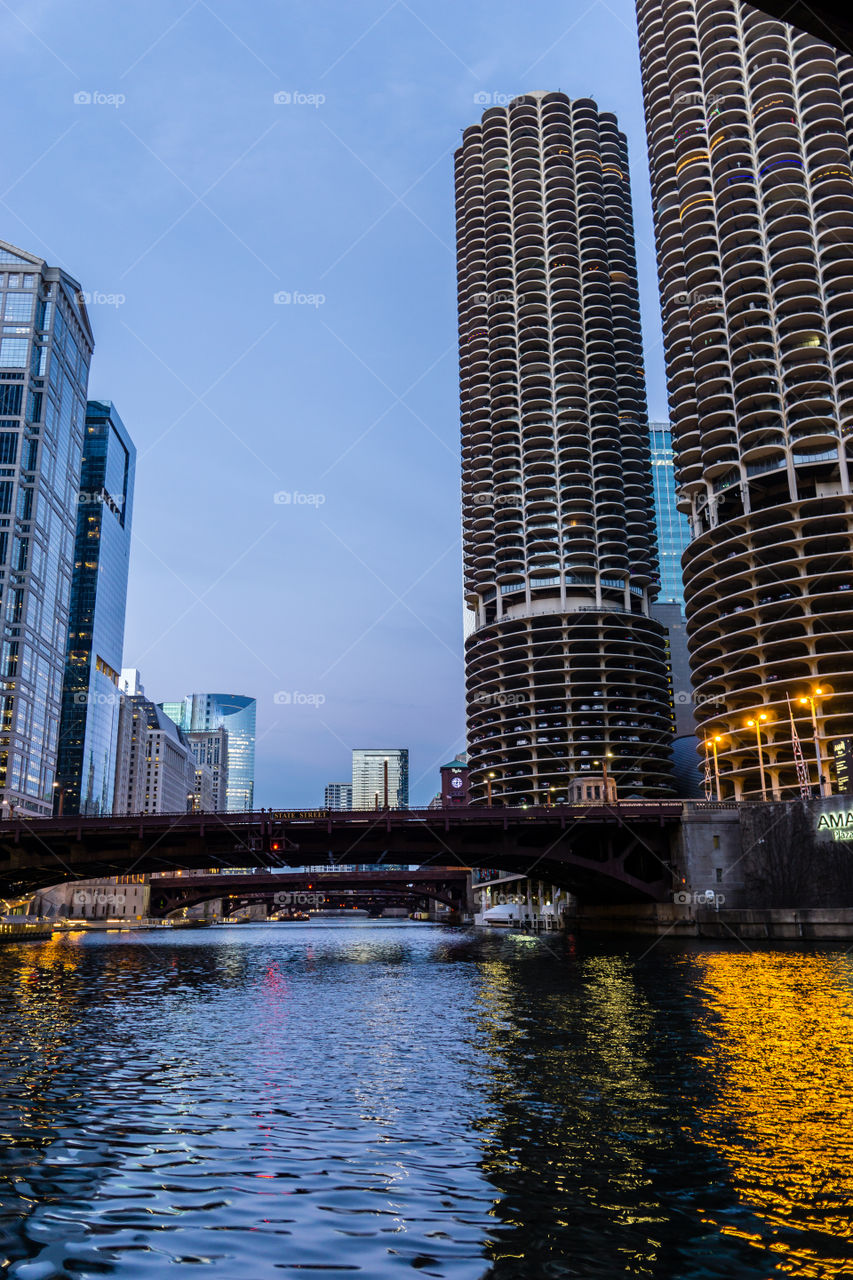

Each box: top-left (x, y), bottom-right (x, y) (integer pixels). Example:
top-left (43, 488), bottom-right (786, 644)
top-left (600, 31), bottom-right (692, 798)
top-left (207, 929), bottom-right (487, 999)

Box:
top-left (451, 777), bottom-right (463, 789)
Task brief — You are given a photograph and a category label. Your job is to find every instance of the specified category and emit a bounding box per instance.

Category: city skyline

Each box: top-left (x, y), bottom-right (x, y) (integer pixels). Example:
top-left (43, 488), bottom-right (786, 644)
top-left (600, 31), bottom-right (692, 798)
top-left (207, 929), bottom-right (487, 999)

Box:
top-left (0, 0), bottom-right (670, 809)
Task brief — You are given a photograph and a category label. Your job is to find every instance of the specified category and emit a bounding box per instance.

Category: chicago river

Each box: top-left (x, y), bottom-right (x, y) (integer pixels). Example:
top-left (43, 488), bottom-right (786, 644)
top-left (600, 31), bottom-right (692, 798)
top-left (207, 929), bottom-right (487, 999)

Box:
top-left (0, 923), bottom-right (851, 1279)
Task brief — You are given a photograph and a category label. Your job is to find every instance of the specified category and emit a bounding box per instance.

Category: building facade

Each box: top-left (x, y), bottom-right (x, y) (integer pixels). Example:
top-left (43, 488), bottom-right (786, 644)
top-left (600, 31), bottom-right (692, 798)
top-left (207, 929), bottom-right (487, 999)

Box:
top-left (457, 92), bottom-right (674, 804)
top-left (324, 781), bottom-right (352, 810)
top-left (351, 748), bottom-right (409, 809)
top-left (162, 694), bottom-right (255, 810)
top-left (0, 240), bottom-right (94, 817)
top-left (114, 677), bottom-right (196, 814)
top-left (186, 728), bottom-right (228, 811)
top-left (650, 423), bottom-right (692, 609)
top-left (55, 401), bottom-right (135, 814)
top-left (637, 0), bottom-right (853, 797)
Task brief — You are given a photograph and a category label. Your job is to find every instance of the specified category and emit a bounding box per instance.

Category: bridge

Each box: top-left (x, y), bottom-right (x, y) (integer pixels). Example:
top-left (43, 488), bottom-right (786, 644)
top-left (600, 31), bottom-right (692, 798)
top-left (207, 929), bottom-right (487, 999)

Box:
top-left (0, 803), bottom-right (684, 904)
top-left (149, 868), bottom-right (471, 919)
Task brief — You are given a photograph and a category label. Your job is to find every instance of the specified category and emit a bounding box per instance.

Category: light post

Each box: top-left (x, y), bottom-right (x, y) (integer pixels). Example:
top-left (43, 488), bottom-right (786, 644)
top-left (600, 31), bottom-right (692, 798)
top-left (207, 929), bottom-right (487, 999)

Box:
top-left (544, 785), bottom-right (553, 808)
top-left (704, 735), bottom-right (724, 802)
top-left (52, 782), bottom-right (65, 816)
top-left (486, 771), bottom-right (496, 808)
top-left (745, 714), bottom-right (769, 801)
top-left (799, 688), bottom-right (830, 798)
top-left (186, 791), bottom-right (195, 814)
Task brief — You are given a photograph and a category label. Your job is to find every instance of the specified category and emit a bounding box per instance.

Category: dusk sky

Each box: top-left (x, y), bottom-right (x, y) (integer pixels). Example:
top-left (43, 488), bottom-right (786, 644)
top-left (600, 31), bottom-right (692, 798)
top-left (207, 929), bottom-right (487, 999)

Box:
top-left (0, 0), bottom-right (669, 807)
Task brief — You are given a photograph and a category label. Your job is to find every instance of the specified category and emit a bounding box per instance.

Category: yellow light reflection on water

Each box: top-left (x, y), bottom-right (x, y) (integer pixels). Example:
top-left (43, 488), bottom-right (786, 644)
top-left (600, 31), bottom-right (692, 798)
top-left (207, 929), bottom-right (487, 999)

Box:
top-left (693, 951), bottom-right (853, 1278)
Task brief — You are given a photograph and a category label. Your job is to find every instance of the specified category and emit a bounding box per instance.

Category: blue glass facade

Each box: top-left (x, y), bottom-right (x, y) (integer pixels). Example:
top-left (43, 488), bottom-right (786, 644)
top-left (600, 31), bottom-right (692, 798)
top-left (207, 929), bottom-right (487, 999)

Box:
top-left (0, 240), bottom-right (94, 816)
top-left (161, 694), bottom-right (255, 811)
top-left (650, 423), bottom-right (691, 610)
top-left (56, 401), bottom-right (135, 814)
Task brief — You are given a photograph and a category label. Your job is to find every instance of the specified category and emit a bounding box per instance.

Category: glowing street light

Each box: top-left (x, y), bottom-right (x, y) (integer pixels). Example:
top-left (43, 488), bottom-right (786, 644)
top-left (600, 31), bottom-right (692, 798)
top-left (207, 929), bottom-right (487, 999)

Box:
top-left (745, 713), bottom-right (769, 801)
top-left (486, 771), bottom-right (496, 808)
top-left (704, 734), bottom-right (725, 802)
top-left (799, 687), bottom-right (831, 798)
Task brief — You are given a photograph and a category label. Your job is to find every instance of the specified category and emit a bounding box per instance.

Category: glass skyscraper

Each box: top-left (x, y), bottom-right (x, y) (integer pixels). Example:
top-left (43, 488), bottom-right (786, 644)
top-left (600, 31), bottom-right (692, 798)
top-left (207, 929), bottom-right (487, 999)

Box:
top-left (55, 402), bottom-right (135, 814)
top-left (351, 749), bottom-right (409, 810)
top-left (0, 239), bottom-right (94, 817)
top-left (161, 694), bottom-right (256, 810)
top-left (649, 423), bottom-right (691, 610)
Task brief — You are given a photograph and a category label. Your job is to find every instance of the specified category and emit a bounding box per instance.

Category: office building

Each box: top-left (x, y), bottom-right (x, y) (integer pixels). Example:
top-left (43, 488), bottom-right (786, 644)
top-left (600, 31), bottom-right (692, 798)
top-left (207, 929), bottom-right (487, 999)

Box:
top-left (457, 92), bottom-right (674, 803)
top-left (648, 422), bottom-right (701, 794)
top-left (55, 401), bottom-right (135, 814)
top-left (637, 0), bottom-right (853, 797)
top-left (114, 676), bottom-right (196, 814)
top-left (0, 240), bottom-right (94, 816)
top-left (324, 781), bottom-right (352, 810)
top-left (186, 728), bottom-right (228, 811)
top-left (352, 748), bottom-right (409, 809)
top-left (649, 423), bottom-right (691, 609)
top-left (162, 694), bottom-right (256, 810)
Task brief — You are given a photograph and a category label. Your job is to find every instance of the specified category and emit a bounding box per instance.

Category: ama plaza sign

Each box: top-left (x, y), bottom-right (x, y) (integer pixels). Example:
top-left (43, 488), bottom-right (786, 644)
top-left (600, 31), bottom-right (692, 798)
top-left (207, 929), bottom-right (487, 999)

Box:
top-left (816, 810), bottom-right (853, 840)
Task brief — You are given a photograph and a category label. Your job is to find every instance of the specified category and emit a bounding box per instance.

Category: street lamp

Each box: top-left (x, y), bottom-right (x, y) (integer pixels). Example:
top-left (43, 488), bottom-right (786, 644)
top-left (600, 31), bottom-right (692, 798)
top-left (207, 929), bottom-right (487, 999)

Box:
top-left (544, 784), bottom-right (553, 808)
top-left (704, 734), bottom-right (725, 802)
top-left (799, 688), bottom-right (830, 798)
top-left (52, 782), bottom-right (65, 816)
top-left (486, 771), bottom-right (496, 808)
top-left (745, 714), bottom-right (769, 801)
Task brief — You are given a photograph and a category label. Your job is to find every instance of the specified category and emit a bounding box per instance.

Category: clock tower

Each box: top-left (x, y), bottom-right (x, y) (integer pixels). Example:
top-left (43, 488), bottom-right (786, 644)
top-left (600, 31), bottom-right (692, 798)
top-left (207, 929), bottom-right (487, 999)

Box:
top-left (439, 755), bottom-right (470, 807)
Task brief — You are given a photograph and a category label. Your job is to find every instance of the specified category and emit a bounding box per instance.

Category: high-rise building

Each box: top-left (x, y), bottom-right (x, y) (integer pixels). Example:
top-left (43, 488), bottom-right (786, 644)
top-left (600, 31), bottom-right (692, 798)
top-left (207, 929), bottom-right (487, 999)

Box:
top-left (0, 240), bottom-right (94, 817)
top-left (161, 694), bottom-right (255, 810)
top-left (637, 0), bottom-right (853, 798)
top-left (351, 748), bottom-right (409, 809)
top-left (456, 92), bottom-right (674, 804)
top-left (186, 728), bottom-right (228, 811)
top-left (649, 423), bottom-right (691, 609)
top-left (114, 682), bottom-right (196, 814)
top-left (55, 401), bottom-right (135, 815)
top-left (648, 423), bottom-right (702, 794)
top-left (324, 781), bottom-right (352, 810)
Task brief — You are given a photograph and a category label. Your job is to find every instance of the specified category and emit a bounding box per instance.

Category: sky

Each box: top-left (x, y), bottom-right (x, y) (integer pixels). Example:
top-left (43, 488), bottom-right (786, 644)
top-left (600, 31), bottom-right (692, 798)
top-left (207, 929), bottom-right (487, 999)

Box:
top-left (0, 0), bottom-right (669, 808)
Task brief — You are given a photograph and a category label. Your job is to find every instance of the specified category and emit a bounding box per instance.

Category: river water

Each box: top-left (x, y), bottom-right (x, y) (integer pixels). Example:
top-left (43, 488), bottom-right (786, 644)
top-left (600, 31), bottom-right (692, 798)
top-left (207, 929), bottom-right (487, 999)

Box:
top-left (0, 922), bottom-right (852, 1279)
